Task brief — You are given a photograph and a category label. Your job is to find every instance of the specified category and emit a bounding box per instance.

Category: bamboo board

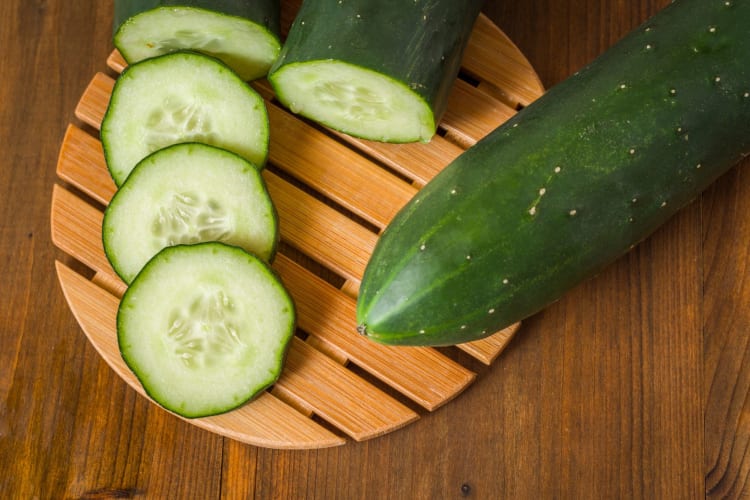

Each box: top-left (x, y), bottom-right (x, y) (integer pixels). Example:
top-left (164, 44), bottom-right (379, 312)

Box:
top-left (51, 7), bottom-right (545, 449)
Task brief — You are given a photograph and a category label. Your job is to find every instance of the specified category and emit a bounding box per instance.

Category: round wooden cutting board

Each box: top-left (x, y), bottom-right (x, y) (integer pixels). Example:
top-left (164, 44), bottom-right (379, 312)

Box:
top-left (51, 4), bottom-right (544, 449)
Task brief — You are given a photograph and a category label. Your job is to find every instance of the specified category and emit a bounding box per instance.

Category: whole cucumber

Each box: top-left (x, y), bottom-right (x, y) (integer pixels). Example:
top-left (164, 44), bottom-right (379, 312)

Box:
top-left (356, 0), bottom-right (750, 346)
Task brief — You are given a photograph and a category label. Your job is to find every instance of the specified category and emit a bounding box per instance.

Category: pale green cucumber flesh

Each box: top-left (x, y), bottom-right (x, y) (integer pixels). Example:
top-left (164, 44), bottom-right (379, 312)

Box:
top-left (356, 0), bottom-right (750, 346)
top-left (101, 51), bottom-right (269, 187)
top-left (103, 143), bottom-right (278, 284)
top-left (270, 61), bottom-right (434, 143)
top-left (118, 242), bottom-right (295, 418)
top-left (114, 6), bottom-right (281, 81)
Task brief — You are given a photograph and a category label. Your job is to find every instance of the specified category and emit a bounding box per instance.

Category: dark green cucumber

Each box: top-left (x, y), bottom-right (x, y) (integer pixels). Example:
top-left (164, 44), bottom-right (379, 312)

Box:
top-left (114, 0), bottom-right (281, 81)
top-left (267, 0), bottom-right (484, 143)
top-left (356, 0), bottom-right (750, 346)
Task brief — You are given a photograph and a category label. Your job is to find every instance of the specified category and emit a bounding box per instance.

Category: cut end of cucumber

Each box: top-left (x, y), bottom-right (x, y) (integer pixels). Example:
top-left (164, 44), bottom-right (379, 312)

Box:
top-left (115, 6), bottom-right (281, 81)
top-left (118, 242), bottom-right (296, 419)
top-left (269, 60), bottom-right (436, 143)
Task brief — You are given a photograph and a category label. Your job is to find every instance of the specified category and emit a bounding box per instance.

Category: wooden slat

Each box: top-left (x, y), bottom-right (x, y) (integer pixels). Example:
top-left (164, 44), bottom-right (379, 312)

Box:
top-left (442, 79), bottom-right (518, 148)
top-left (74, 72), bottom-right (112, 128)
top-left (55, 261), bottom-right (345, 449)
top-left (457, 323), bottom-right (521, 365)
top-left (56, 124), bottom-right (115, 204)
top-left (462, 14), bottom-right (545, 108)
top-left (275, 337), bottom-right (418, 441)
top-left (275, 254), bottom-right (477, 411)
top-left (51, 184), bottom-right (115, 280)
top-left (340, 133), bottom-right (464, 189)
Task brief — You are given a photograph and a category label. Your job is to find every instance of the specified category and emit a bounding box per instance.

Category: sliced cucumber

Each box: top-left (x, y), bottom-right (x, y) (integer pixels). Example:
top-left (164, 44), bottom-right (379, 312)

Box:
top-left (101, 51), bottom-right (269, 187)
top-left (267, 0), bottom-right (484, 143)
top-left (103, 143), bottom-right (278, 284)
top-left (118, 242), bottom-right (296, 418)
top-left (114, 3), bottom-right (281, 81)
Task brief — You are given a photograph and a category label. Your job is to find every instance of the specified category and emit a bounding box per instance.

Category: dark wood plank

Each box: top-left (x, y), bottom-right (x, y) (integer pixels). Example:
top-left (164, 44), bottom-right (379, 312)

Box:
top-left (702, 162), bottom-right (750, 498)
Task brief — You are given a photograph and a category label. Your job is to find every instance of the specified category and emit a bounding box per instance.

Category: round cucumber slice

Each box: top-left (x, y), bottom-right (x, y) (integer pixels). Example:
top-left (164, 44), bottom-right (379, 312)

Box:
top-left (118, 242), bottom-right (296, 419)
top-left (103, 143), bottom-right (278, 284)
top-left (269, 60), bottom-right (435, 143)
top-left (101, 51), bottom-right (269, 187)
top-left (114, 6), bottom-right (281, 81)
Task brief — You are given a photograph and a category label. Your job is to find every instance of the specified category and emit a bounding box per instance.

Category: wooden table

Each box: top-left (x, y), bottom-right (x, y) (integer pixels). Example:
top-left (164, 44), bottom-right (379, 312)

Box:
top-left (2, 0), bottom-right (748, 497)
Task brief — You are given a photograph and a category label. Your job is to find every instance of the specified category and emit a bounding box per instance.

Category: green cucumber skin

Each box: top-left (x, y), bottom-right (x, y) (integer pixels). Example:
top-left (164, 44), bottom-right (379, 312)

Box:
top-left (268, 0), bottom-right (484, 127)
top-left (113, 0), bottom-right (280, 37)
top-left (356, 0), bottom-right (750, 346)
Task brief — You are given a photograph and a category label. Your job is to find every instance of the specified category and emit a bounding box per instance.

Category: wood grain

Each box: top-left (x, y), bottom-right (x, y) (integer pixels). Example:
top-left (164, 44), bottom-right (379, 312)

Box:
top-left (3, 0), bottom-right (750, 497)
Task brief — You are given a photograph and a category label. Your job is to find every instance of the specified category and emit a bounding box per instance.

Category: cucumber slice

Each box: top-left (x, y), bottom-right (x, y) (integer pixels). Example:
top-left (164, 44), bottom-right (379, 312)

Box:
top-left (101, 51), bottom-right (269, 187)
top-left (114, 4), bottom-right (281, 81)
top-left (103, 143), bottom-right (278, 284)
top-left (118, 242), bottom-right (296, 418)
